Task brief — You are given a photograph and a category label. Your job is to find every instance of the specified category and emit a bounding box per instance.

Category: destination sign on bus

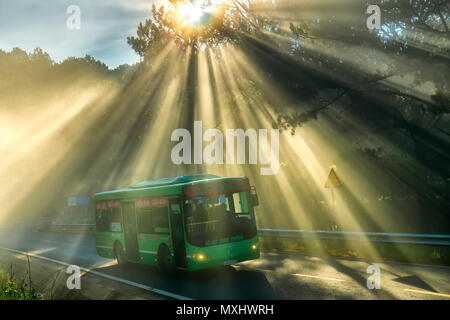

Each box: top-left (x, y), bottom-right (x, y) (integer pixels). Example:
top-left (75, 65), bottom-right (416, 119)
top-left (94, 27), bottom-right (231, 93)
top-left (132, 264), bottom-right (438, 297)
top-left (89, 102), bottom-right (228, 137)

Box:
top-left (136, 197), bottom-right (168, 208)
top-left (95, 201), bottom-right (107, 210)
top-left (96, 200), bottom-right (120, 210)
top-left (107, 200), bottom-right (120, 208)
top-left (184, 180), bottom-right (250, 197)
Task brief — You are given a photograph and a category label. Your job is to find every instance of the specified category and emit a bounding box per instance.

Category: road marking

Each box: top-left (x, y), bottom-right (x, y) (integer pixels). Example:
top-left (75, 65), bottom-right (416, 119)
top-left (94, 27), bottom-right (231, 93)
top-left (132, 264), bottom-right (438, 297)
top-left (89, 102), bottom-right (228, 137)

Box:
top-left (0, 246), bottom-right (193, 300)
top-left (404, 289), bottom-right (450, 298)
top-left (28, 248), bottom-right (57, 255)
top-left (258, 268), bottom-right (346, 282)
top-left (293, 273), bottom-right (345, 282)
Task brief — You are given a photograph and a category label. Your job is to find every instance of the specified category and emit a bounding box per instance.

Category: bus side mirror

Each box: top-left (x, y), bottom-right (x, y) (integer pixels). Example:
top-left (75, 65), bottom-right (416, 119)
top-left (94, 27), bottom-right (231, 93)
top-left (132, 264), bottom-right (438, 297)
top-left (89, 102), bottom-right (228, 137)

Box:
top-left (250, 186), bottom-right (259, 207)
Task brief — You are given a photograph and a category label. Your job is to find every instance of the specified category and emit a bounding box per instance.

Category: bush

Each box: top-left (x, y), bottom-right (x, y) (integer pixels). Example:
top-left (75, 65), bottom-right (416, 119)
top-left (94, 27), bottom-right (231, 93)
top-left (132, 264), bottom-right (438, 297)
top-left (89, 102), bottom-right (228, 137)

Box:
top-left (0, 265), bottom-right (42, 300)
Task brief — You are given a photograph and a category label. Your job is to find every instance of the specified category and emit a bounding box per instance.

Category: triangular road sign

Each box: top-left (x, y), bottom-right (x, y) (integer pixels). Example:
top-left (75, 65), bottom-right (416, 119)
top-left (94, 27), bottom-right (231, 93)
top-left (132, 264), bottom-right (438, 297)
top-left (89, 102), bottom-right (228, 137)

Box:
top-left (324, 168), bottom-right (342, 188)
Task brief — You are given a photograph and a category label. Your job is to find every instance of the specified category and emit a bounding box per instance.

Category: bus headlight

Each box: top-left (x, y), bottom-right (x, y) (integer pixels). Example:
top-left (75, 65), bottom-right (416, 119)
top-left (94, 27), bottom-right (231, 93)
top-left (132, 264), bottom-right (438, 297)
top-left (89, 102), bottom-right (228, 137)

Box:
top-left (251, 243), bottom-right (258, 250)
top-left (192, 253), bottom-right (206, 261)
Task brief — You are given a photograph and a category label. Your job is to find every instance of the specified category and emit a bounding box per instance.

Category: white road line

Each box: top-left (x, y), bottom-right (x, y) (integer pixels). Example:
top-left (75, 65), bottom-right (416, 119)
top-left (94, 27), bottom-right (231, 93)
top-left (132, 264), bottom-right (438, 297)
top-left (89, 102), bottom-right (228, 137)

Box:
top-left (256, 267), bottom-right (346, 282)
top-left (0, 246), bottom-right (193, 301)
top-left (403, 289), bottom-right (450, 298)
top-left (293, 273), bottom-right (346, 282)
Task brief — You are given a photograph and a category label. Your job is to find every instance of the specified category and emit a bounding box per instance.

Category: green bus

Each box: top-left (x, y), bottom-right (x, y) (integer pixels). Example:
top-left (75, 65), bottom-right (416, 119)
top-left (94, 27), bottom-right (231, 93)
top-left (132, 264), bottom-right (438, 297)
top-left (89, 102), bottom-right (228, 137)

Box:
top-left (93, 174), bottom-right (260, 272)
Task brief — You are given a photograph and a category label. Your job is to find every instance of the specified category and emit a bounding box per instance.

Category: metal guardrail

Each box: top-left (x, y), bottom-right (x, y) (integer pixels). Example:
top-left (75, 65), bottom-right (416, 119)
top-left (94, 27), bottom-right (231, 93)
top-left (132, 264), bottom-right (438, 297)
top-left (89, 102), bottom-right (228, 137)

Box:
top-left (51, 223), bottom-right (94, 226)
top-left (46, 223), bottom-right (94, 233)
top-left (49, 224), bottom-right (450, 246)
top-left (257, 228), bottom-right (450, 246)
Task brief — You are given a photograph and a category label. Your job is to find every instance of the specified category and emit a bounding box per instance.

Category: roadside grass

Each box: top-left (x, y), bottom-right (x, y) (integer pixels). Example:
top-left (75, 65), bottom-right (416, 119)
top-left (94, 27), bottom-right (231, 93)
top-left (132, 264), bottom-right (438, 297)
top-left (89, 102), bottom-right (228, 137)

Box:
top-left (0, 258), bottom-right (43, 300)
top-left (259, 236), bottom-right (450, 266)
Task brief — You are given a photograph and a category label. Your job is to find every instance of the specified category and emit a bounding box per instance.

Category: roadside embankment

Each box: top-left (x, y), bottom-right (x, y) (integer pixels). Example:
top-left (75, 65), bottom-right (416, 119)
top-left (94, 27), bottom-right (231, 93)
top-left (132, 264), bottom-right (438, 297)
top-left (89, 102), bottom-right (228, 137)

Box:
top-left (0, 249), bottom-right (165, 300)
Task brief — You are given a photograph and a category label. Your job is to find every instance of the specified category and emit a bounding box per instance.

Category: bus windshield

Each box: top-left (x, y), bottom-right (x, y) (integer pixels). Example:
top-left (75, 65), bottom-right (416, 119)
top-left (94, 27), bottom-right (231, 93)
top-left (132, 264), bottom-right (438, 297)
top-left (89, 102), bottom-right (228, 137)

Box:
top-left (183, 191), bottom-right (257, 247)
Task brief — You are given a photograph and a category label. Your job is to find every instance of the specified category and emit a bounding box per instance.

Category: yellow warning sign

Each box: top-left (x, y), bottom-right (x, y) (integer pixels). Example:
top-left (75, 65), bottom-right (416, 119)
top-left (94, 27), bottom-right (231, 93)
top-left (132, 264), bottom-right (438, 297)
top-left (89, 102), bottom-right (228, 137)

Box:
top-left (324, 168), bottom-right (342, 188)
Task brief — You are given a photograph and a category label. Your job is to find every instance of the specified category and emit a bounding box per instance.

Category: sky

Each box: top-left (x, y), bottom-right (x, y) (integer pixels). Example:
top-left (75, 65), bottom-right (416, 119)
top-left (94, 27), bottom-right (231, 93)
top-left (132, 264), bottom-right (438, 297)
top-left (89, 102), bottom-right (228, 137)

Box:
top-left (0, 0), bottom-right (157, 68)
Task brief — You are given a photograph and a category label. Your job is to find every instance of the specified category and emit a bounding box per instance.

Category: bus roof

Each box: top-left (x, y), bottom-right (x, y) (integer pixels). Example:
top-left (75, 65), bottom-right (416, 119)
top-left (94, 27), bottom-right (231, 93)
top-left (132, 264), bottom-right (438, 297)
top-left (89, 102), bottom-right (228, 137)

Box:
top-left (129, 174), bottom-right (219, 189)
top-left (93, 174), bottom-right (249, 201)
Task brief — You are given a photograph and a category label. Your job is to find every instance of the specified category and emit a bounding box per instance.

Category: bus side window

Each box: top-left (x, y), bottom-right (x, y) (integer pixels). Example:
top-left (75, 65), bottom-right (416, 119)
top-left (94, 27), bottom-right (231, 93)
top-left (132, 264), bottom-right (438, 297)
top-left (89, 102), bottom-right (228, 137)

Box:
top-left (153, 206), bottom-right (169, 234)
top-left (138, 208), bottom-right (153, 234)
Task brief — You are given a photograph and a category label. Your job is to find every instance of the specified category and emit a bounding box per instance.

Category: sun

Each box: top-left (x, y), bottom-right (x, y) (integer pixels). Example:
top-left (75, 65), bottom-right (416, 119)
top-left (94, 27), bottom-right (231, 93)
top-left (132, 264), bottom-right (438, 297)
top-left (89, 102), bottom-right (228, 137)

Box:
top-left (178, 2), bottom-right (205, 24)
top-left (174, 0), bottom-right (227, 26)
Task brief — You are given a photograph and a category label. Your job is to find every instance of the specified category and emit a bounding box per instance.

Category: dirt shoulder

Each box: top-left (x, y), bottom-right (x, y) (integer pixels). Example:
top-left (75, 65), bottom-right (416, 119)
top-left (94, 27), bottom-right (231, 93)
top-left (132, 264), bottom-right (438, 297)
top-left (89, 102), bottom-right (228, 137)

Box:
top-left (0, 250), bottom-right (166, 300)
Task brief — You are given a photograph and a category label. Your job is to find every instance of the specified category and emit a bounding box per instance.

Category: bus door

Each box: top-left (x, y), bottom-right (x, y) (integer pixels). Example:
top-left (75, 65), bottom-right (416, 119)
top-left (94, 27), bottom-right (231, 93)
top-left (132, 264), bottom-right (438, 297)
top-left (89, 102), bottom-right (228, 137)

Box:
top-left (169, 198), bottom-right (187, 268)
top-left (121, 200), bottom-right (140, 262)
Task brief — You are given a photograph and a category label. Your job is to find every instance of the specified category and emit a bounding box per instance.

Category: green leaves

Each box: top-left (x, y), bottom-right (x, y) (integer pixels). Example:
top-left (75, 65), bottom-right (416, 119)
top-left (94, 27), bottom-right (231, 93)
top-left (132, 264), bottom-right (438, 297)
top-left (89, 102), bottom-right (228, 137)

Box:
top-left (127, 0), bottom-right (265, 57)
top-left (0, 271), bottom-right (42, 300)
top-left (275, 109), bottom-right (320, 135)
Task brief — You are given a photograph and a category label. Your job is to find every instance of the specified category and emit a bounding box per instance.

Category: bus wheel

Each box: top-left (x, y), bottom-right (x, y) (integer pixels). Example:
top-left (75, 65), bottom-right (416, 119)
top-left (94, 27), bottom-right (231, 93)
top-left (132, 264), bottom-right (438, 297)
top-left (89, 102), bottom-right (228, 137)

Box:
top-left (158, 245), bottom-right (173, 273)
top-left (114, 243), bottom-right (127, 267)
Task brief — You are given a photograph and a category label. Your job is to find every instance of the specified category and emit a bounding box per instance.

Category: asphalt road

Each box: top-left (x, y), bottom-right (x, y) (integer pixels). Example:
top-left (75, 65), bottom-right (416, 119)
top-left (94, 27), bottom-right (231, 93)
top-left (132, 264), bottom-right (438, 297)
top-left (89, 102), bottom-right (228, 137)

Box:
top-left (0, 221), bottom-right (449, 300)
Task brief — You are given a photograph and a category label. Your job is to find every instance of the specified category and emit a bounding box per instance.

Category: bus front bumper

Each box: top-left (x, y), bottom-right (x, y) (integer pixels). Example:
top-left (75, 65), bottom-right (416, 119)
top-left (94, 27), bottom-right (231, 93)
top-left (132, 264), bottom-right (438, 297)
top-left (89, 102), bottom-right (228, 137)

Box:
top-left (185, 239), bottom-right (260, 271)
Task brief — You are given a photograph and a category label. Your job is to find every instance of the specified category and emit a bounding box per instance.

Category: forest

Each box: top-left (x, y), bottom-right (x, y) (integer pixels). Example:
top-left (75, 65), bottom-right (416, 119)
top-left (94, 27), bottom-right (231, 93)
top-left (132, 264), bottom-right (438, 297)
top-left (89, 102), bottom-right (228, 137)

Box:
top-left (0, 0), bottom-right (448, 234)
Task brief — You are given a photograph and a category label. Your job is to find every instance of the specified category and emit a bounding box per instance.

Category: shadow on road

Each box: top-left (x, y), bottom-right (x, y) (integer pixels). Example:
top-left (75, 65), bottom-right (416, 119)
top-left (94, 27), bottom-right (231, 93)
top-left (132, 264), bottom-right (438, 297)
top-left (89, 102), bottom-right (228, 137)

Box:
top-left (320, 257), bottom-right (397, 299)
top-left (393, 275), bottom-right (436, 292)
top-left (93, 263), bottom-right (279, 299)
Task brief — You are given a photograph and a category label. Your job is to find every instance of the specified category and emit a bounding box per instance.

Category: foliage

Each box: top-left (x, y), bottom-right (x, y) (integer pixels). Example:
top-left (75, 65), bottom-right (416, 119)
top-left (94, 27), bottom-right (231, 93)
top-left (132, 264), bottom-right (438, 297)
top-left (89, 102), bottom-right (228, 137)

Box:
top-left (0, 47), bottom-right (137, 112)
top-left (274, 109), bottom-right (320, 135)
top-left (127, 0), bottom-right (270, 58)
top-left (0, 267), bottom-right (42, 300)
top-left (381, 0), bottom-right (449, 36)
top-left (126, 1), bottom-right (449, 226)
top-left (1, 0), bottom-right (449, 234)
top-left (129, 0), bottom-right (449, 133)
top-left (277, 0), bottom-right (450, 131)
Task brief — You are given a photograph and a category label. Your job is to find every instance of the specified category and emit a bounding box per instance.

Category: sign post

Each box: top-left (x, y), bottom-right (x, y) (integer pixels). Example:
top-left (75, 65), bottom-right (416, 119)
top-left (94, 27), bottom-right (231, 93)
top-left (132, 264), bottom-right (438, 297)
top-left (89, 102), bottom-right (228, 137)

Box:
top-left (324, 168), bottom-right (342, 231)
